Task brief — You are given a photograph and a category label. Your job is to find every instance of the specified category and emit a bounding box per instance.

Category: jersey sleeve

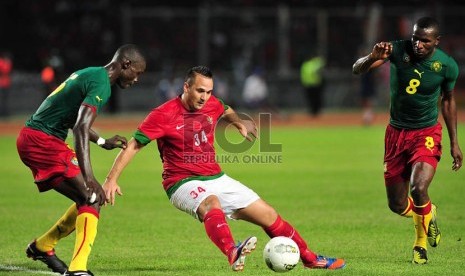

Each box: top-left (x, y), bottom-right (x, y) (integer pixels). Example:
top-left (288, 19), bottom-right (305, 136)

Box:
top-left (443, 56), bottom-right (459, 92)
top-left (216, 97), bottom-right (229, 112)
top-left (81, 70), bottom-right (111, 113)
top-left (134, 108), bottom-right (167, 145)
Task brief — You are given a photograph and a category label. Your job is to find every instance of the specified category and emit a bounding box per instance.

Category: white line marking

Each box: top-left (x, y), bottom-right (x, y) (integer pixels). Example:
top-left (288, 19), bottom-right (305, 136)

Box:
top-left (0, 264), bottom-right (59, 275)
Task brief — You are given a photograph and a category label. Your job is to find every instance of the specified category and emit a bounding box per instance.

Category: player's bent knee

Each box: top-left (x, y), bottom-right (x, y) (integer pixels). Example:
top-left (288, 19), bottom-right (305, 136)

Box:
top-left (202, 194), bottom-right (222, 209)
top-left (388, 202), bottom-right (405, 215)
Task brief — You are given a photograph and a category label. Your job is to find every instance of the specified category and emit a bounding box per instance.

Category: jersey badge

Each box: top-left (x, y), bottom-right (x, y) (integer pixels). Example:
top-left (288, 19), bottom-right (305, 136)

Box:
top-left (207, 116), bottom-right (213, 125)
top-left (71, 156), bottom-right (79, 166)
top-left (431, 61), bottom-right (442, 72)
top-left (95, 96), bottom-right (103, 102)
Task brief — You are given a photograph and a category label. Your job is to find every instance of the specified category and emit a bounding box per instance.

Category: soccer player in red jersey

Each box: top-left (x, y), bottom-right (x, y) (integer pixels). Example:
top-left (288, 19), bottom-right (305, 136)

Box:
top-left (17, 44), bottom-right (146, 276)
top-left (103, 66), bottom-right (345, 271)
top-left (353, 17), bottom-right (462, 264)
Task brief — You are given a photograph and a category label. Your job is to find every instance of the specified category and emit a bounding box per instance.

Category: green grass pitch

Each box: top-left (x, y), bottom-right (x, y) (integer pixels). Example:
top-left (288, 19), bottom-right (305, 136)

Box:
top-left (0, 124), bottom-right (464, 275)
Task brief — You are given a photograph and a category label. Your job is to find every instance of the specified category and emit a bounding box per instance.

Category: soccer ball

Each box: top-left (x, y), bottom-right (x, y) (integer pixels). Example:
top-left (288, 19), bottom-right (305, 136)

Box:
top-left (263, 236), bottom-right (300, 273)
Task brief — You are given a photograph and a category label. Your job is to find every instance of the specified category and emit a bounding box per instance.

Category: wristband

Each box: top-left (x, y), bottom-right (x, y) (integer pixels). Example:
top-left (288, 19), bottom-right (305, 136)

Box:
top-left (97, 137), bottom-right (106, 146)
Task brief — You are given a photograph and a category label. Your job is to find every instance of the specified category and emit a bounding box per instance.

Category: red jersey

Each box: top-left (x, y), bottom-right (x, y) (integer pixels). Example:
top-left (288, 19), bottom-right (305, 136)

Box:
top-left (134, 95), bottom-right (226, 191)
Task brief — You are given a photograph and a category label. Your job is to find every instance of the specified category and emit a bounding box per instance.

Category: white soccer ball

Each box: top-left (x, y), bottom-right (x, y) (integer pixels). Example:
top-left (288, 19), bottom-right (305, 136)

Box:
top-left (263, 236), bottom-right (300, 273)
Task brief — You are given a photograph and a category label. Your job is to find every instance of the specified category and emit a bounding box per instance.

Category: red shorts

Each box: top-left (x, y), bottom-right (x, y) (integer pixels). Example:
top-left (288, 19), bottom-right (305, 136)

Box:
top-left (16, 127), bottom-right (81, 192)
top-left (383, 123), bottom-right (442, 186)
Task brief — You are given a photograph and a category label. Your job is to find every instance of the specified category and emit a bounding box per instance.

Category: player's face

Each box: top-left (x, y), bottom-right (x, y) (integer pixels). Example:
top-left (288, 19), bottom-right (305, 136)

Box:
top-left (116, 61), bottom-right (146, 89)
top-left (183, 74), bottom-right (213, 111)
top-left (411, 26), bottom-right (439, 59)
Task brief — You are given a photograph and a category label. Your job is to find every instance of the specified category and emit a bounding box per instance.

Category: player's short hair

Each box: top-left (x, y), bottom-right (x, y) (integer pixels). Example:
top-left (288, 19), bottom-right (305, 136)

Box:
top-left (185, 66), bottom-right (213, 85)
top-left (415, 17), bottom-right (440, 36)
top-left (113, 44), bottom-right (145, 64)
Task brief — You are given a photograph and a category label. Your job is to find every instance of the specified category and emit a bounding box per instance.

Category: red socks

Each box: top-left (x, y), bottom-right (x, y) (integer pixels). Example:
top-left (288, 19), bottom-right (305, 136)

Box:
top-left (204, 211), bottom-right (318, 264)
top-left (203, 209), bottom-right (236, 258)
top-left (264, 216), bottom-right (317, 263)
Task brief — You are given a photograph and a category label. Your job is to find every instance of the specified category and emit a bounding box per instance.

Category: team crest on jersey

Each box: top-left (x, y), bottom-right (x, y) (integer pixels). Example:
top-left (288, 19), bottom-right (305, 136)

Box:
top-left (207, 116), bottom-right (213, 124)
top-left (403, 54), bottom-right (410, 63)
top-left (71, 156), bottom-right (79, 166)
top-left (431, 61), bottom-right (442, 72)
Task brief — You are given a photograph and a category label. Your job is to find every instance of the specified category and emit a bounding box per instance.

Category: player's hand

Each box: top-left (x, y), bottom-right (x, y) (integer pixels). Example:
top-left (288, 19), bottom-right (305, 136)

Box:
top-left (86, 178), bottom-right (106, 206)
top-left (101, 135), bottom-right (128, 150)
top-left (451, 145), bottom-right (463, 171)
top-left (370, 42), bottom-right (392, 60)
top-left (236, 119), bottom-right (257, 142)
top-left (103, 178), bottom-right (123, 206)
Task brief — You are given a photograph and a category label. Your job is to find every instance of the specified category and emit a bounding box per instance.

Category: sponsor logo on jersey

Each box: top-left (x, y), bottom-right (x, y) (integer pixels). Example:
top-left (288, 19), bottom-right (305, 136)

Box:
top-left (414, 69), bottom-right (424, 78)
top-left (95, 96), bottom-right (103, 102)
top-left (431, 61), bottom-right (442, 72)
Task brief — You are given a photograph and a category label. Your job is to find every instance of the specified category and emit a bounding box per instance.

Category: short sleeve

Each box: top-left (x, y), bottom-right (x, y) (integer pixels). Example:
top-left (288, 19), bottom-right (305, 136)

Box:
top-left (81, 70), bottom-right (111, 113)
top-left (443, 56), bottom-right (459, 92)
top-left (217, 97), bottom-right (229, 111)
top-left (136, 108), bottom-right (166, 142)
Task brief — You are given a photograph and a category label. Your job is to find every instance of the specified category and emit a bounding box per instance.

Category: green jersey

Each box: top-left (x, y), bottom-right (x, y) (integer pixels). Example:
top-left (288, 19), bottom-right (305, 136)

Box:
top-left (388, 40), bottom-right (459, 129)
top-left (26, 67), bottom-right (111, 140)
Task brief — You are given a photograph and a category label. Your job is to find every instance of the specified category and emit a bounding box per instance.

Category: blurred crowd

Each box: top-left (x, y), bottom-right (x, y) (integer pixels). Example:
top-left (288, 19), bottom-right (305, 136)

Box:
top-left (1, 0), bottom-right (464, 117)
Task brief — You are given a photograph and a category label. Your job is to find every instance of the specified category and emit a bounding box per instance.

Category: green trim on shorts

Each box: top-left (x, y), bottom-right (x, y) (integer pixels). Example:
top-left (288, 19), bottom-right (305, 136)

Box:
top-left (166, 172), bottom-right (225, 199)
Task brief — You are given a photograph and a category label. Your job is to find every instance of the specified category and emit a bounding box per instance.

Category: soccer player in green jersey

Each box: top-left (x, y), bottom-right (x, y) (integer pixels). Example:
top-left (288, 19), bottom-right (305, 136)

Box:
top-left (17, 44), bottom-right (146, 275)
top-left (353, 17), bottom-right (462, 264)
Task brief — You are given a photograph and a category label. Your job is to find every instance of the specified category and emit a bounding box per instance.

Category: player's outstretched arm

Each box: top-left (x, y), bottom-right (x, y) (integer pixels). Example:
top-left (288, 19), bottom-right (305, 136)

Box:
top-left (89, 129), bottom-right (128, 150)
top-left (101, 135), bottom-right (128, 150)
top-left (222, 107), bottom-right (257, 141)
top-left (353, 42), bottom-right (392, 74)
top-left (103, 137), bottom-right (145, 205)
